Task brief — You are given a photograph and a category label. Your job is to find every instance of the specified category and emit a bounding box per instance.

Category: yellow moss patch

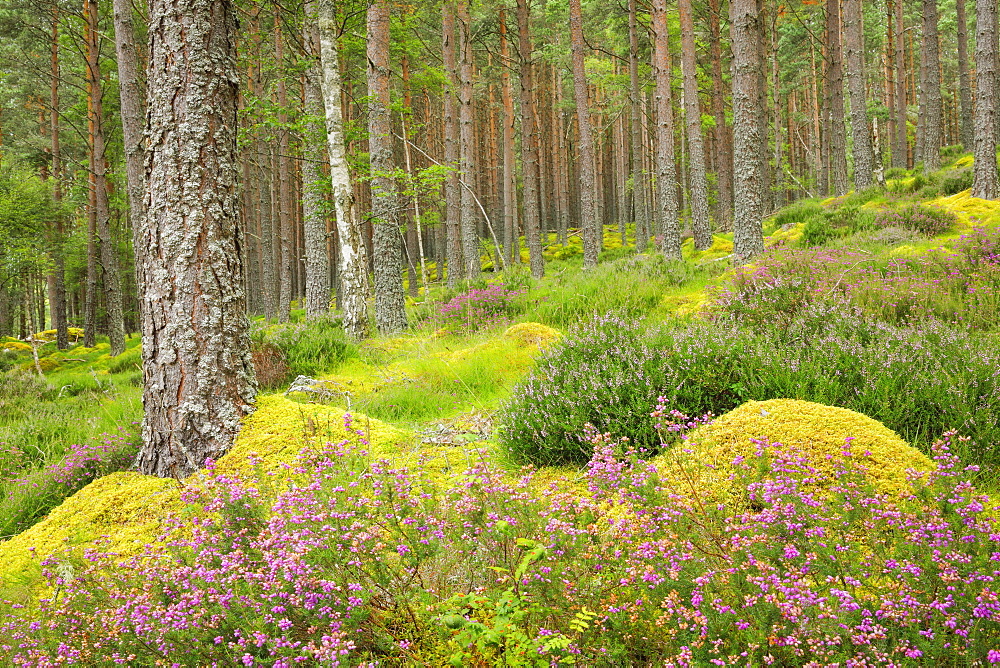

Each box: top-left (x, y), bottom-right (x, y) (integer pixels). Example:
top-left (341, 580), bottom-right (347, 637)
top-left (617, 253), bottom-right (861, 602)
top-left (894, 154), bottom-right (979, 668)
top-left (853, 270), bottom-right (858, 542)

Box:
top-left (953, 155), bottom-right (974, 168)
top-left (503, 322), bottom-right (561, 349)
top-left (889, 244), bottom-right (919, 258)
top-left (659, 399), bottom-right (933, 500)
top-left (682, 234), bottom-right (734, 262)
top-left (927, 190), bottom-right (1000, 226)
top-left (0, 472), bottom-right (183, 604)
top-left (767, 222), bottom-right (805, 246)
top-left (1, 341), bottom-right (31, 352)
top-left (659, 292), bottom-right (709, 318)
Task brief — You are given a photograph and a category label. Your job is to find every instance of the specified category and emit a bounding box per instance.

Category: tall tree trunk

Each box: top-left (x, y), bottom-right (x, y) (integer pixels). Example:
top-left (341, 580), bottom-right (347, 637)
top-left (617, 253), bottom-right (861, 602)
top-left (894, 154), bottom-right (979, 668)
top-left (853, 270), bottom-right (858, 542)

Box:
top-left (367, 0), bottom-right (407, 335)
top-left (317, 0), bottom-right (368, 339)
top-left (275, 20), bottom-right (293, 322)
top-left (457, 0), bottom-right (481, 278)
top-left (303, 0), bottom-right (331, 321)
top-left (569, 0), bottom-right (599, 268)
top-left (678, 0), bottom-right (712, 250)
top-left (974, 0), bottom-right (999, 198)
top-left (731, 0), bottom-right (766, 262)
top-left (628, 0), bottom-right (648, 251)
top-left (893, 0), bottom-right (908, 167)
top-left (442, 1), bottom-right (463, 286)
top-left (825, 0), bottom-right (849, 195)
top-left (957, 0), bottom-right (974, 150)
top-left (921, 0), bottom-right (942, 172)
top-left (499, 8), bottom-right (518, 265)
top-left (137, 0), bottom-right (256, 478)
top-left (707, 0), bottom-right (732, 227)
top-left (651, 0), bottom-right (680, 259)
top-left (516, 0), bottom-right (544, 278)
top-left (49, 9), bottom-right (67, 351)
top-left (843, 0), bottom-right (873, 188)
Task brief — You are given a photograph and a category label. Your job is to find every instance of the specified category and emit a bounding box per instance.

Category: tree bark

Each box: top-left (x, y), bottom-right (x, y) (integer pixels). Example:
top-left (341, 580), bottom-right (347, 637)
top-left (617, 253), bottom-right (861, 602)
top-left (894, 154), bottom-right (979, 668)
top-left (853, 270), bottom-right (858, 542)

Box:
top-left (49, 9), bottom-right (67, 351)
top-left (893, 0), bottom-right (908, 168)
top-left (303, 0), bottom-right (331, 321)
top-left (499, 8), bottom-right (518, 265)
top-left (442, 1), bottom-right (463, 286)
top-left (628, 0), bottom-right (648, 252)
top-left (569, 0), bottom-right (599, 268)
top-left (825, 0), bottom-right (849, 195)
top-left (367, 0), bottom-right (407, 335)
top-left (317, 0), bottom-right (368, 339)
top-left (707, 0), bottom-right (732, 227)
top-left (516, 0), bottom-right (544, 278)
top-left (974, 0), bottom-right (999, 198)
top-left (957, 0), bottom-right (974, 150)
top-left (921, 0), bottom-right (942, 172)
top-left (651, 0), bottom-right (680, 259)
top-left (730, 0), bottom-right (765, 262)
top-left (275, 20), bottom-right (293, 322)
top-left (843, 0), bottom-right (873, 188)
top-left (456, 0), bottom-right (481, 278)
top-left (678, 0), bottom-right (712, 250)
top-left (137, 0), bottom-right (256, 478)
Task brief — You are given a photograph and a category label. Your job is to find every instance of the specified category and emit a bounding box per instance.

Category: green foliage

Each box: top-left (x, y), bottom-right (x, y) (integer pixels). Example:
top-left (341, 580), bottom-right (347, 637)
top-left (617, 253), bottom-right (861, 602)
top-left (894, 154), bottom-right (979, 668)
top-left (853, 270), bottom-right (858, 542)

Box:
top-left (770, 200), bottom-right (823, 229)
top-left (940, 168), bottom-right (973, 195)
top-left (252, 315), bottom-right (358, 382)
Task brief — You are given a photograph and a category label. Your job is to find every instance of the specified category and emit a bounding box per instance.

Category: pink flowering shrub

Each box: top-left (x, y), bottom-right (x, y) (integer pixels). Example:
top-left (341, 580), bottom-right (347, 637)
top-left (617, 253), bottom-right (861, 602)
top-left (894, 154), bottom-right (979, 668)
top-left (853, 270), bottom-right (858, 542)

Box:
top-left (3, 413), bottom-right (1000, 666)
top-left (436, 283), bottom-right (526, 332)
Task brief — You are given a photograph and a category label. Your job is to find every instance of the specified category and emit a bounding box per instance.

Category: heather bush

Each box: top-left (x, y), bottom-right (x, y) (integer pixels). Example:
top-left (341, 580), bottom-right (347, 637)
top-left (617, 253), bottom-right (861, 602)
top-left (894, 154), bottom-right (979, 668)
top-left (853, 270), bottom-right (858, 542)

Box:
top-left (874, 202), bottom-right (957, 236)
top-left (941, 168), bottom-right (973, 195)
top-left (500, 307), bottom-right (1000, 467)
top-left (252, 314), bottom-right (358, 381)
top-left (5, 420), bottom-right (1000, 666)
top-left (435, 283), bottom-right (527, 332)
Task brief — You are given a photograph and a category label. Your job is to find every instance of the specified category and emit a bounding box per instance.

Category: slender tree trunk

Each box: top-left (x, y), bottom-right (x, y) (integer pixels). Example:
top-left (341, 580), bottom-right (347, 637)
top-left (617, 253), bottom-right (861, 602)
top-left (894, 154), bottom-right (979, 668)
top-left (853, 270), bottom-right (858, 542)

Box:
top-left (274, 21), bottom-right (293, 321)
top-left (957, 0), bottom-right (974, 150)
top-left (678, 0), bottom-right (712, 250)
top-left (317, 0), bottom-right (368, 339)
top-left (921, 0), bottom-right (942, 172)
top-left (49, 9), bottom-right (67, 351)
top-left (137, 0), bottom-right (256, 478)
top-left (367, 0), bottom-right (407, 334)
top-left (516, 0), bottom-right (544, 278)
top-left (303, 1), bottom-right (331, 320)
top-left (843, 0), bottom-right (873, 188)
top-left (569, 0), bottom-right (599, 268)
top-left (893, 0), bottom-right (908, 167)
top-left (457, 0), bottom-right (481, 278)
top-left (974, 0), bottom-right (999, 198)
top-left (628, 0), bottom-right (648, 251)
top-left (499, 8), bottom-right (518, 265)
top-left (651, 0), bottom-right (680, 259)
top-left (708, 0), bottom-right (732, 227)
top-left (442, 1), bottom-right (463, 286)
top-left (826, 0), bottom-right (849, 195)
top-left (731, 0), bottom-right (765, 262)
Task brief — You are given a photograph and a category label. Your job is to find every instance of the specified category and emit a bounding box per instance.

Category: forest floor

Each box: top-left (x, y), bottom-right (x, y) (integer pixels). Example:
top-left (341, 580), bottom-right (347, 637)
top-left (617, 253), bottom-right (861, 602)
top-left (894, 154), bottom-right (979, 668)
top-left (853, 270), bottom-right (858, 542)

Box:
top-left (2, 150), bottom-right (1000, 664)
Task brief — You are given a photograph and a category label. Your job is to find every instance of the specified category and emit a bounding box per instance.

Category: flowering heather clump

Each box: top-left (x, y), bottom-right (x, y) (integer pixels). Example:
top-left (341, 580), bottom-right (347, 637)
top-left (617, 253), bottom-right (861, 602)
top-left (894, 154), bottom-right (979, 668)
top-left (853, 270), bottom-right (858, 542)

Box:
top-left (436, 283), bottom-right (526, 332)
top-left (874, 203), bottom-right (957, 236)
top-left (3, 413), bottom-right (1000, 666)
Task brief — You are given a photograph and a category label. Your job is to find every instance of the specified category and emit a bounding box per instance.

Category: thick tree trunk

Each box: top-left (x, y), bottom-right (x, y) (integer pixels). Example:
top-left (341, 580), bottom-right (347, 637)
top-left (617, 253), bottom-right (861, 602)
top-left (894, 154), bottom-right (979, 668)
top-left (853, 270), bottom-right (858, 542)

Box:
top-left (49, 9), bottom-right (67, 351)
top-left (921, 0), bottom-right (942, 172)
top-left (137, 0), bottom-right (256, 478)
top-left (442, 1), bottom-right (463, 286)
top-left (367, 0), bottom-right (407, 335)
top-left (957, 0), bottom-right (974, 150)
top-left (303, 1), bottom-right (331, 320)
top-left (974, 0), bottom-right (999, 198)
top-left (843, 0), bottom-right (873, 188)
top-left (628, 0), bottom-right (648, 252)
top-left (317, 0), bottom-right (368, 339)
top-left (678, 0), bottom-right (712, 250)
top-left (730, 0), bottom-right (765, 262)
top-left (825, 0), bottom-right (849, 195)
top-left (457, 0), bottom-right (481, 278)
top-left (651, 0), bottom-right (680, 259)
top-left (516, 0), bottom-right (544, 278)
top-left (569, 0), bottom-right (599, 268)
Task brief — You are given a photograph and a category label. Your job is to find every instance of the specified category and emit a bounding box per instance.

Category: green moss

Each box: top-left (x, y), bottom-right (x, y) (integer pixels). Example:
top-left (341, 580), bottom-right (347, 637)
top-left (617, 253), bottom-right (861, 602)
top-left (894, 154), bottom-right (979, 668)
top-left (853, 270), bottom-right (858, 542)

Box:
top-left (502, 322), bottom-right (561, 349)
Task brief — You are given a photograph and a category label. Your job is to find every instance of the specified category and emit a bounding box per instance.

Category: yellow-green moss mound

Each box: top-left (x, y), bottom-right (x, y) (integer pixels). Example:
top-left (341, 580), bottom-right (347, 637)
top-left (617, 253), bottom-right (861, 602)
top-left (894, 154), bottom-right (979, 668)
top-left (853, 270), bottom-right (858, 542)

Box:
top-left (503, 322), bottom-right (561, 349)
top-left (662, 399), bottom-right (933, 498)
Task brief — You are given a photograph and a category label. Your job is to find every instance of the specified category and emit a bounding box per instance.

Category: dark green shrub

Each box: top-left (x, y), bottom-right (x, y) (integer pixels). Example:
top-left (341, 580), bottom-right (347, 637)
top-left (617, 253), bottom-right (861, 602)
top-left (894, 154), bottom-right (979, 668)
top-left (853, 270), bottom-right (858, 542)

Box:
top-left (941, 169), bottom-right (973, 195)
top-left (254, 315), bottom-right (358, 382)
top-left (771, 200), bottom-right (823, 228)
top-left (500, 308), bottom-right (1000, 469)
top-left (801, 214), bottom-right (836, 246)
top-left (874, 203), bottom-right (956, 236)
top-left (884, 167), bottom-right (908, 180)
